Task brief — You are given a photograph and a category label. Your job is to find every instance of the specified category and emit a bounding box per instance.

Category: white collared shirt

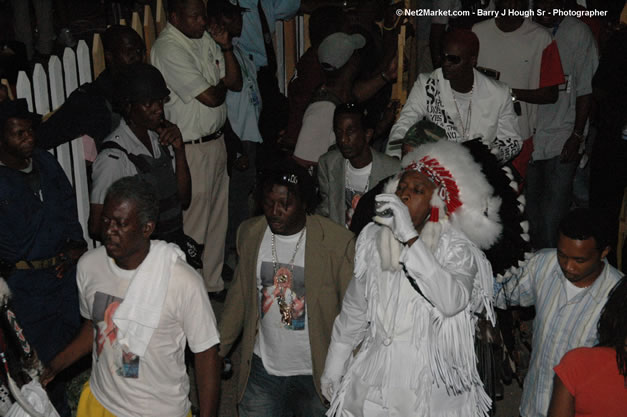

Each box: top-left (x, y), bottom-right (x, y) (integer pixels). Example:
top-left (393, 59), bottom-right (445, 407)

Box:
top-left (151, 23), bottom-right (227, 141)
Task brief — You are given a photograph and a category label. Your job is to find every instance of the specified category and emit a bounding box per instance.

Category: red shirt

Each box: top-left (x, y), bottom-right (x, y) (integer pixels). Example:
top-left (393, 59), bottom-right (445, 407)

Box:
top-left (554, 346), bottom-right (627, 417)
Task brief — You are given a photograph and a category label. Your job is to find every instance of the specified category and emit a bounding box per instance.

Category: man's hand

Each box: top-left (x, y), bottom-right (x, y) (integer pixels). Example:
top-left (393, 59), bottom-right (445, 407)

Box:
top-left (560, 133), bottom-right (582, 163)
top-left (374, 194), bottom-right (419, 244)
top-left (383, 53), bottom-right (399, 83)
top-left (40, 362), bottom-right (62, 387)
top-left (208, 22), bottom-right (231, 49)
top-left (55, 242), bottom-right (87, 278)
top-left (233, 155), bottom-right (249, 172)
top-left (320, 376), bottom-right (339, 403)
top-left (156, 119), bottom-right (184, 150)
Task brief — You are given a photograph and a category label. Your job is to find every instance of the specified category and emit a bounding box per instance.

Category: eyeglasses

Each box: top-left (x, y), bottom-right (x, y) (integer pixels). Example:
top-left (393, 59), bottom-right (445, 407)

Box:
top-left (441, 54), bottom-right (462, 65)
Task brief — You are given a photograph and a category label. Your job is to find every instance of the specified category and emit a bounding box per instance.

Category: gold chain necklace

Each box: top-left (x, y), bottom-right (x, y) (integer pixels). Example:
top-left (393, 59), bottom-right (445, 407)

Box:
top-left (271, 228), bottom-right (306, 325)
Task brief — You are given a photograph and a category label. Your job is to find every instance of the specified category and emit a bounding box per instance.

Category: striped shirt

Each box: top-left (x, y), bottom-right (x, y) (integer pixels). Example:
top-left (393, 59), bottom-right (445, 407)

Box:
top-left (496, 249), bottom-right (622, 417)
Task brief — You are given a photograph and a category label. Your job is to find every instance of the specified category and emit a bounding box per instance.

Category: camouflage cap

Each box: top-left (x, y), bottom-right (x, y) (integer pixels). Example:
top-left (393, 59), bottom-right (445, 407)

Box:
top-left (387, 119), bottom-right (446, 150)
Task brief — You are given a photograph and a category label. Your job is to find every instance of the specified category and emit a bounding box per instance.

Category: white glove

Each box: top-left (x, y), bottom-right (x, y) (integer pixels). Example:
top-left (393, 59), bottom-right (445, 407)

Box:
top-left (374, 193), bottom-right (419, 243)
top-left (320, 375), bottom-right (339, 403)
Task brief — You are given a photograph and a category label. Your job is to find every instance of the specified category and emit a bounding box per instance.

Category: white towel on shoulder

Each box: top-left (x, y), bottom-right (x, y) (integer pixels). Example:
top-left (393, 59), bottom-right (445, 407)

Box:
top-left (113, 240), bottom-right (185, 357)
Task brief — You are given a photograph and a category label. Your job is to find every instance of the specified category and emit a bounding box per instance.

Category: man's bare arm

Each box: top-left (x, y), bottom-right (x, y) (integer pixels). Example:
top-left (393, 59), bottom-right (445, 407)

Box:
top-left (41, 320), bottom-right (93, 386)
top-left (195, 345), bottom-right (221, 417)
top-left (209, 22), bottom-right (242, 92)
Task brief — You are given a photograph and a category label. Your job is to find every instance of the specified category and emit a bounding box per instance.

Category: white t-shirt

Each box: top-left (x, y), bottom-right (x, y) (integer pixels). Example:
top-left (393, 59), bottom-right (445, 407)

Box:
top-left (293, 101), bottom-right (336, 164)
top-left (473, 18), bottom-right (563, 139)
top-left (564, 279), bottom-right (586, 301)
top-left (253, 226), bottom-right (312, 376)
top-left (344, 161), bottom-right (372, 227)
top-left (533, 17), bottom-right (598, 160)
top-left (77, 245), bottom-right (220, 417)
top-left (90, 120), bottom-right (175, 205)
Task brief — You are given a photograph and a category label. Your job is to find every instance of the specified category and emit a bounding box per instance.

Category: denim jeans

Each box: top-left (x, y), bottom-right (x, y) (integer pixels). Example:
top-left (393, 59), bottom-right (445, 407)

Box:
top-left (525, 156), bottom-right (578, 249)
top-left (239, 355), bottom-right (327, 417)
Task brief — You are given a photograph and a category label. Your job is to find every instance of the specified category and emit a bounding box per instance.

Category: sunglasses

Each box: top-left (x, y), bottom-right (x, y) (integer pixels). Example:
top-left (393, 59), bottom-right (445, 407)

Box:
top-left (441, 54), bottom-right (462, 65)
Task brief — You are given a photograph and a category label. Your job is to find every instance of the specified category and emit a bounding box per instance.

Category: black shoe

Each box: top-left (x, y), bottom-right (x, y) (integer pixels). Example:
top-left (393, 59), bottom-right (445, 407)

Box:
top-left (208, 289), bottom-right (227, 302)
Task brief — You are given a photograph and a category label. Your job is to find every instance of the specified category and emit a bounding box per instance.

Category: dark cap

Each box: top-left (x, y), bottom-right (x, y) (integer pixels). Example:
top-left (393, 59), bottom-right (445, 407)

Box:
top-left (0, 99), bottom-right (41, 132)
top-left (115, 63), bottom-right (170, 102)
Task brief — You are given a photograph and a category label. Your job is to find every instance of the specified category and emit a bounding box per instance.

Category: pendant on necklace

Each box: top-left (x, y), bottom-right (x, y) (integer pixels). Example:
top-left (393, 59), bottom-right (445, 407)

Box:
top-left (383, 337), bottom-right (392, 346)
top-left (274, 267), bottom-right (292, 285)
top-left (277, 295), bottom-right (293, 326)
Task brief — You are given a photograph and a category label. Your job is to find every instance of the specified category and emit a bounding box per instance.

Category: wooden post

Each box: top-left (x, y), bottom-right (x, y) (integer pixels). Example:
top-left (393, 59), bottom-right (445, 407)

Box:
top-left (303, 13), bottom-right (311, 52)
top-left (92, 33), bottom-right (106, 79)
top-left (156, 0), bottom-right (166, 35)
top-left (144, 5), bottom-right (156, 61)
top-left (1, 78), bottom-right (14, 100)
top-left (395, 19), bottom-right (407, 103)
top-left (131, 12), bottom-right (143, 39)
top-left (283, 19), bottom-right (297, 86)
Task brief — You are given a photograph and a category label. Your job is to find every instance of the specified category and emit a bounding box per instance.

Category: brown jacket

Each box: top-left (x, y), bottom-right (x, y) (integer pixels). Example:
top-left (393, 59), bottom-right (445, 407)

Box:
top-left (218, 214), bottom-right (355, 402)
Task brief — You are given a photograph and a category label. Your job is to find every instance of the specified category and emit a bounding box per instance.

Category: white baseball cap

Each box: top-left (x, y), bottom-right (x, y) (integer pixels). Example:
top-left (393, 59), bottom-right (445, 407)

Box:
top-left (318, 32), bottom-right (366, 71)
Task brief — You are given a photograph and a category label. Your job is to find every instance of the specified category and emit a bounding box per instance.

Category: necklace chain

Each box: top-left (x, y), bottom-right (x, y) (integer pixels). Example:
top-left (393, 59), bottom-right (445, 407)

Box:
top-left (271, 227), bottom-right (306, 326)
top-left (451, 85), bottom-right (473, 141)
top-left (271, 227), bottom-right (306, 276)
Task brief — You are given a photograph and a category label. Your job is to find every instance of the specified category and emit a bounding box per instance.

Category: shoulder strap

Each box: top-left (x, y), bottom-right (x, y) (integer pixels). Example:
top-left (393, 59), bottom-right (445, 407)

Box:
top-left (100, 141), bottom-right (151, 174)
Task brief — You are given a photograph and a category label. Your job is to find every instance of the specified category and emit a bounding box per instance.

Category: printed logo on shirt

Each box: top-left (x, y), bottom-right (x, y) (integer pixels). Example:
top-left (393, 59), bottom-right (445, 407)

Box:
top-left (259, 261), bottom-right (306, 331)
top-left (425, 77), bottom-right (461, 142)
top-left (92, 292), bottom-right (140, 378)
top-left (344, 188), bottom-right (365, 228)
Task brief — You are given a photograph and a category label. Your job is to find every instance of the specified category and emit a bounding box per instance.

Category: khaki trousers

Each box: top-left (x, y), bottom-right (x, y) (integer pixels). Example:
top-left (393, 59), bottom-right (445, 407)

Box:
top-left (183, 137), bottom-right (228, 292)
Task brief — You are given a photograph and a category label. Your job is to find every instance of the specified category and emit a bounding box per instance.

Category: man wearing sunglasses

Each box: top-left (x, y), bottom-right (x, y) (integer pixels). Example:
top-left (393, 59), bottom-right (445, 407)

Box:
top-left (386, 29), bottom-right (522, 165)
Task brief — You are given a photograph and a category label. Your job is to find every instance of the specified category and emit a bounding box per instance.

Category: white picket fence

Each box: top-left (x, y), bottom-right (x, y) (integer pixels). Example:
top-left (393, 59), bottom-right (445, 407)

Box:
top-left (14, 40), bottom-right (94, 247)
top-left (4, 9), bottom-right (305, 250)
top-left (3, 3), bottom-right (410, 250)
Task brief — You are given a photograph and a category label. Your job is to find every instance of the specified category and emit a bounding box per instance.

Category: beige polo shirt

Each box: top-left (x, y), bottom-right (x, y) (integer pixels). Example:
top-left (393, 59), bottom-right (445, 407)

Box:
top-left (151, 23), bottom-right (227, 141)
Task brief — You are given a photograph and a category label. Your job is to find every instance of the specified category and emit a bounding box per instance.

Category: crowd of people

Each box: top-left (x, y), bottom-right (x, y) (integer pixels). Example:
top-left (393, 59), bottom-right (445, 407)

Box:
top-left (0, 0), bottom-right (626, 416)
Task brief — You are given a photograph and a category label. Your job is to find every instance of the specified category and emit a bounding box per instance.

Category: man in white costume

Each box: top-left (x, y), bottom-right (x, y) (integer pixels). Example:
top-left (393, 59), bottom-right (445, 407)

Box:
top-left (322, 140), bottom-right (503, 416)
top-left (385, 29), bottom-right (521, 163)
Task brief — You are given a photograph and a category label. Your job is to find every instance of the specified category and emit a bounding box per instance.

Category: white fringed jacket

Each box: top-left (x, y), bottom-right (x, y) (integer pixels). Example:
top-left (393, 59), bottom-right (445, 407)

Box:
top-left (323, 222), bottom-right (494, 417)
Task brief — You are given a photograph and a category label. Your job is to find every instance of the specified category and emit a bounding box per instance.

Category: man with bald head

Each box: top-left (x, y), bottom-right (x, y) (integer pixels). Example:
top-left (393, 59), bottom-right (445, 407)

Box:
top-left (386, 29), bottom-right (522, 163)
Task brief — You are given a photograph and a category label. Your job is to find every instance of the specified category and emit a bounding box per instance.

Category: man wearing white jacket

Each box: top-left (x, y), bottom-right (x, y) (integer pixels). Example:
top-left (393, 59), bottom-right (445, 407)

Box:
top-left (323, 140), bottom-right (502, 417)
top-left (386, 29), bottom-right (521, 164)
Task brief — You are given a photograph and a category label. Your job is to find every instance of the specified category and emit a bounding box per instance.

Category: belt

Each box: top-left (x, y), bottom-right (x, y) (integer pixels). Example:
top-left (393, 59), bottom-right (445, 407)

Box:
top-left (185, 129), bottom-right (223, 146)
top-left (14, 256), bottom-right (62, 270)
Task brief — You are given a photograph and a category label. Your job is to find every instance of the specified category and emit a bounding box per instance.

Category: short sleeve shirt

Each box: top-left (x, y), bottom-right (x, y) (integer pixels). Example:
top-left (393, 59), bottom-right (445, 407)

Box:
top-left (90, 120), bottom-right (174, 205)
top-left (77, 245), bottom-right (219, 417)
top-left (151, 23), bottom-right (227, 141)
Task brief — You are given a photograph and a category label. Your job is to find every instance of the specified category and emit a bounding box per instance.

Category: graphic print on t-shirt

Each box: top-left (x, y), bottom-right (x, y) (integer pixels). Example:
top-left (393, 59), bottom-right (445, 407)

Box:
top-left (259, 261), bottom-right (306, 330)
top-left (344, 188), bottom-right (364, 227)
top-left (92, 291), bottom-right (140, 378)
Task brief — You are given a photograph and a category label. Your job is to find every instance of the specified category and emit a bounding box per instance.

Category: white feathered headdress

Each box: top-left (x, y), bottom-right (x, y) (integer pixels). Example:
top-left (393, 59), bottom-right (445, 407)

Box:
top-left (384, 140), bottom-right (503, 252)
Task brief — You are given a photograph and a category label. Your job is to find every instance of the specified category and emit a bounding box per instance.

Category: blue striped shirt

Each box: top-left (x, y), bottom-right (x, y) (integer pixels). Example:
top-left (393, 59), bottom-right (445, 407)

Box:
top-left (496, 249), bottom-right (622, 417)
